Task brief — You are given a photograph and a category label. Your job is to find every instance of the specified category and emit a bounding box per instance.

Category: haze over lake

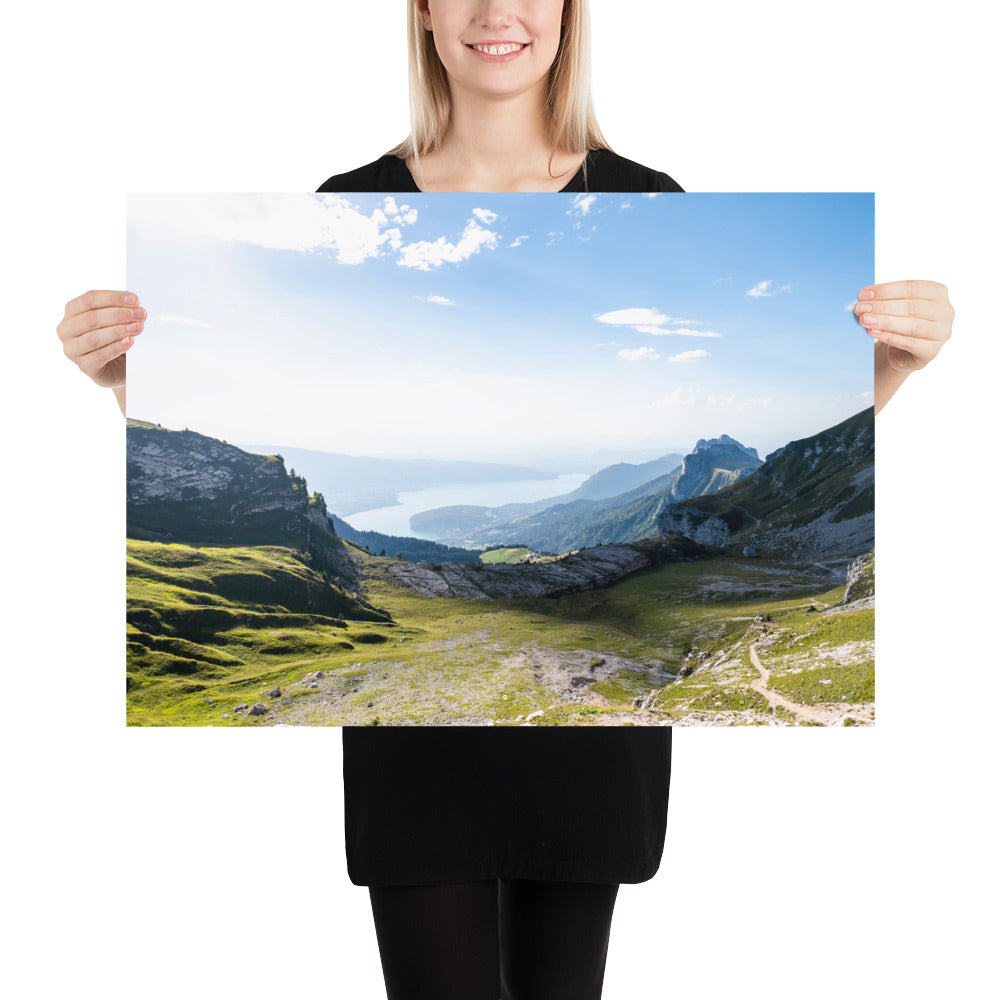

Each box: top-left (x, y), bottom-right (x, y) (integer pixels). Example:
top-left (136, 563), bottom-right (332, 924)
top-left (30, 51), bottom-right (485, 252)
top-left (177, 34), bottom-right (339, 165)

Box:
top-left (347, 472), bottom-right (589, 539)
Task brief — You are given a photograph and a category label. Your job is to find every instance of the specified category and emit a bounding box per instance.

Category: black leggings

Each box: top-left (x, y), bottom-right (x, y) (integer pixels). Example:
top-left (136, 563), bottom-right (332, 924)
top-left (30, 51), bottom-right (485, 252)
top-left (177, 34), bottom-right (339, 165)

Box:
top-left (368, 878), bottom-right (620, 1000)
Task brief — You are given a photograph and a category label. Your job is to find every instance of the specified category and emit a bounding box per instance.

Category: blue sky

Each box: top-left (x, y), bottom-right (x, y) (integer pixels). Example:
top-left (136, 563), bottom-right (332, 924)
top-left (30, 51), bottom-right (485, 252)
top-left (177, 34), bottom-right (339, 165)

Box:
top-left (127, 192), bottom-right (873, 466)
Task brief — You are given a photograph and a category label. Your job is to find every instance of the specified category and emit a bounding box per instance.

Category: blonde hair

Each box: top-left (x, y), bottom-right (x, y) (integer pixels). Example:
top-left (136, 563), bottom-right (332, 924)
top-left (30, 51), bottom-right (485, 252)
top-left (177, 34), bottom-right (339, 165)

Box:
top-left (387, 0), bottom-right (611, 174)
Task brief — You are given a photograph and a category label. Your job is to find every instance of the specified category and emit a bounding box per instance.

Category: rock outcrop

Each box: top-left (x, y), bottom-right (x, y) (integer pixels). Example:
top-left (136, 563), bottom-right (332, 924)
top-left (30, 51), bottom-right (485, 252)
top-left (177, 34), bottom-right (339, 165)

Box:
top-left (384, 537), bottom-right (708, 600)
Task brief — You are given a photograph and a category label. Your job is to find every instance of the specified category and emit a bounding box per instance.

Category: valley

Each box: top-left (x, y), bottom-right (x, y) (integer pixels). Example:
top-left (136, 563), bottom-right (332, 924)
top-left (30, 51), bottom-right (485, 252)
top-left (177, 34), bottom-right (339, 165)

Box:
top-left (127, 540), bottom-right (872, 727)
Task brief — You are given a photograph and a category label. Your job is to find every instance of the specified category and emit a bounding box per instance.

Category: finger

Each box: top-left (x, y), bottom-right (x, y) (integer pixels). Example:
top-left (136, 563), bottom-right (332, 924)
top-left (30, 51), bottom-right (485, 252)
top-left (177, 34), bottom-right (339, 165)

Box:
top-left (59, 305), bottom-right (147, 354)
top-left (77, 333), bottom-right (136, 378)
top-left (857, 312), bottom-right (944, 340)
top-left (867, 327), bottom-right (936, 358)
top-left (63, 289), bottom-right (140, 318)
top-left (68, 321), bottom-right (145, 359)
top-left (854, 297), bottom-right (951, 322)
top-left (858, 279), bottom-right (948, 302)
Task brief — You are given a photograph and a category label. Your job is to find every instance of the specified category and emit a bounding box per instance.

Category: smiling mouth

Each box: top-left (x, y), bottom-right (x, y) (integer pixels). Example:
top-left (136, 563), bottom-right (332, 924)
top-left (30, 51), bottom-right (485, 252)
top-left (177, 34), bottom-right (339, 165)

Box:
top-left (466, 42), bottom-right (529, 56)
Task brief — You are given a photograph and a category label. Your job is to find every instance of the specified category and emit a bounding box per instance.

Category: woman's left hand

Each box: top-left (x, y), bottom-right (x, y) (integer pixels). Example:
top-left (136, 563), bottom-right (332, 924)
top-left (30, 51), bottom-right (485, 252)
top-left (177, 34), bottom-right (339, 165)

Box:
top-left (855, 279), bottom-right (954, 372)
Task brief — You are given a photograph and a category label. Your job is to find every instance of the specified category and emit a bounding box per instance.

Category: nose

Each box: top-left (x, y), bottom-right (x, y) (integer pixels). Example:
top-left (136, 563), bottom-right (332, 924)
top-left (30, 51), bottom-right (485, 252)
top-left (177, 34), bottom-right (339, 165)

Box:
top-left (477, 0), bottom-right (516, 31)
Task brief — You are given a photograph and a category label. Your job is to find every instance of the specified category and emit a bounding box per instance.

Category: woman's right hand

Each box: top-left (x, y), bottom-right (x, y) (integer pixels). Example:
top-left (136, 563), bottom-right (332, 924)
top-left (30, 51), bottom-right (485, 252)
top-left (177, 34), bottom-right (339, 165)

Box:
top-left (57, 290), bottom-right (145, 389)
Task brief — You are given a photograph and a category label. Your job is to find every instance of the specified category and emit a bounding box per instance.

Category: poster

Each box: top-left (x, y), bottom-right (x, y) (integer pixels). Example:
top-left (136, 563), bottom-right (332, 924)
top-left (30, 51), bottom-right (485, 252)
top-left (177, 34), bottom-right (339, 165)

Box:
top-left (126, 192), bottom-right (873, 727)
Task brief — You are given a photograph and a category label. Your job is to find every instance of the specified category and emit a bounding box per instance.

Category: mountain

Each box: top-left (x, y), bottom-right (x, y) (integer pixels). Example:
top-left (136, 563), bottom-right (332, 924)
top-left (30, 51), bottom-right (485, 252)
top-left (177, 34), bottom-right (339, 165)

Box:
top-left (668, 435), bottom-right (762, 502)
top-left (657, 407), bottom-right (874, 567)
top-left (567, 453), bottom-right (684, 501)
top-left (328, 451), bottom-right (684, 549)
top-left (126, 418), bottom-right (387, 620)
top-left (128, 420), bottom-right (313, 548)
top-left (412, 438), bottom-right (759, 554)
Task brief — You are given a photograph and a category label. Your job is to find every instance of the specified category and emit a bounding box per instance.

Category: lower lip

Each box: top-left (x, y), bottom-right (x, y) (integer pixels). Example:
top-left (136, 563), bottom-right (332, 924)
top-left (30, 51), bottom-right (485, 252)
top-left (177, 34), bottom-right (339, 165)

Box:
top-left (466, 43), bottom-right (529, 63)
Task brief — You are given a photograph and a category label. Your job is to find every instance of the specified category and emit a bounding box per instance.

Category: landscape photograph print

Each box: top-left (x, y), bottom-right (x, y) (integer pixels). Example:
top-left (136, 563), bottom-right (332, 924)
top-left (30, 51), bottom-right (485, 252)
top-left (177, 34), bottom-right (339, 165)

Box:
top-left (126, 192), bottom-right (875, 728)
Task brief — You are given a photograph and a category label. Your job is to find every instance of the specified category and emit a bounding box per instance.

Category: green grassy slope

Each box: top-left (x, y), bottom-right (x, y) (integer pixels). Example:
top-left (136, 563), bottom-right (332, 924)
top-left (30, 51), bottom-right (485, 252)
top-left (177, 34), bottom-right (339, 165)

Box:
top-left (126, 539), bottom-right (393, 725)
top-left (127, 544), bottom-right (873, 727)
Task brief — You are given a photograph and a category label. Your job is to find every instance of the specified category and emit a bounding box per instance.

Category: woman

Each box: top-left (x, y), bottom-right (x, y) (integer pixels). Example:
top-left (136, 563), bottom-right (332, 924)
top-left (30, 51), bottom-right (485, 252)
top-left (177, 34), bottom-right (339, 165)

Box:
top-left (57, 2), bottom-right (953, 997)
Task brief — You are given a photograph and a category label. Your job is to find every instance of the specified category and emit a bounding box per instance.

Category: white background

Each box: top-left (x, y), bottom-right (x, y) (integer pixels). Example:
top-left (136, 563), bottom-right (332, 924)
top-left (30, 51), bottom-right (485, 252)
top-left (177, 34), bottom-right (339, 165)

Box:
top-left (3, 1), bottom-right (996, 997)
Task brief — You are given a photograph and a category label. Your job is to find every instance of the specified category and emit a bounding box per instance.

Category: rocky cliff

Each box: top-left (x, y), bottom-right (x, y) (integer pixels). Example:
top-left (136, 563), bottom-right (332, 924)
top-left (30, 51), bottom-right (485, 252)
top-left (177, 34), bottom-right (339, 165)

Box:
top-left (127, 420), bottom-right (309, 545)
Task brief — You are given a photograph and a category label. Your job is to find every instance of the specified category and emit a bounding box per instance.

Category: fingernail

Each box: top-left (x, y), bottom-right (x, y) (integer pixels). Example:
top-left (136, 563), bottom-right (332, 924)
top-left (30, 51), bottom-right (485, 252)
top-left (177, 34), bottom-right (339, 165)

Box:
top-left (123, 292), bottom-right (138, 305)
top-left (855, 302), bottom-right (872, 314)
top-left (126, 322), bottom-right (143, 333)
top-left (859, 288), bottom-right (875, 300)
top-left (122, 336), bottom-right (134, 347)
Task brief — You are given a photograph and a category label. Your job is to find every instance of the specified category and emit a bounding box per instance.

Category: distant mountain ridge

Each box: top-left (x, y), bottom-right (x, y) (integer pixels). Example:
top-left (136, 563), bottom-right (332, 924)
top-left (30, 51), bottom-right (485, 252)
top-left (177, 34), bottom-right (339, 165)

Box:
top-left (412, 437), bottom-right (760, 554)
top-left (569, 453), bottom-right (684, 501)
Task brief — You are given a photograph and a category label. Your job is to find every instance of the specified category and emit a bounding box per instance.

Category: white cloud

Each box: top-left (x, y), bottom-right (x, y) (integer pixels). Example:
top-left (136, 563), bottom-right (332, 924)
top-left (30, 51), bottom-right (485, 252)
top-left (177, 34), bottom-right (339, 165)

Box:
top-left (594, 341), bottom-right (620, 347)
top-left (425, 294), bottom-right (454, 306)
top-left (747, 280), bottom-right (792, 298)
top-left (396, 215), bottom-right (500, 270)
top-left (128, 192), bottom-right (421, 266)
top-left (156, 315), bottom-right (212, 327)
top-left (381, 228), bottom-right (404, 251)
top-left (618, 347), bottom-right (660, 362)
top-left (568, 193), bottom-right (597, 216)
top-left (620, 200), bottom-right (632, 210)
top-left (641, 193), bottom-right (660, 199)
top-left (668, 349), bottom-right (711, 363)
top-left (595, 307), bottom-right (671, 328)
top-left (510, 235), bottom-right (529, 248)
top-left (595, 307), bottom-right (723, 339)
top-left (546, 232), bottom-right (563, 245)
top-left (472, 207), bottom-right (497, 224)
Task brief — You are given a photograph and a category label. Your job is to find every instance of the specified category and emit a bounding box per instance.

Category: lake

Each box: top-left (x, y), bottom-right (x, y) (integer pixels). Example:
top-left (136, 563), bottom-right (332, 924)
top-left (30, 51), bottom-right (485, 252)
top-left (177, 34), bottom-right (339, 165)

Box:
top-left (346, 473), bottom-right (589, 539)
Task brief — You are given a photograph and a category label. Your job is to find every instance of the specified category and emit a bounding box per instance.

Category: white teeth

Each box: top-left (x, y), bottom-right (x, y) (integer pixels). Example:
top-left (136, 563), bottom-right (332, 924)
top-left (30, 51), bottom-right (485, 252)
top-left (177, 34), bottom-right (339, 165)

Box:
top-left (472, 43), bottom-right (526, 55)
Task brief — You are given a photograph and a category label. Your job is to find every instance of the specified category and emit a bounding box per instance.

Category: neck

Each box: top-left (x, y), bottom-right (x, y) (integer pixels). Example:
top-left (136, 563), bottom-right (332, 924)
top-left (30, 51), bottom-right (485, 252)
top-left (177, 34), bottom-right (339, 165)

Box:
top-left (421, 81), bottom-right (564, 189)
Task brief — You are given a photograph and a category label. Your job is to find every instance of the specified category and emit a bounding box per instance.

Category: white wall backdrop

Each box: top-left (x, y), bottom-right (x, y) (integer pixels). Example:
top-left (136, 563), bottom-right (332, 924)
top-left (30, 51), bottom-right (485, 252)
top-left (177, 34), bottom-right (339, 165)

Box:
top-left (3, 2), bottom-right (995, 997)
